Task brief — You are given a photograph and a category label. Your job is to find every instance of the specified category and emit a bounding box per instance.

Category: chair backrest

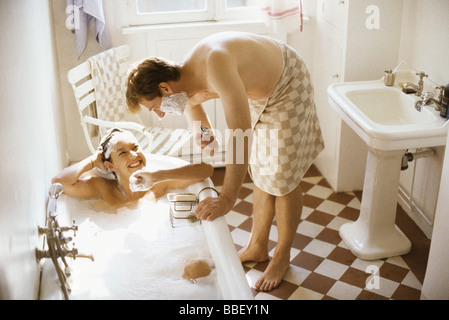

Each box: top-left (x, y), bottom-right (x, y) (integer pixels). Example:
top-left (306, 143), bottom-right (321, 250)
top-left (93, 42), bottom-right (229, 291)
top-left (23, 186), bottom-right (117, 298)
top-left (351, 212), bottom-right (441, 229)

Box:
top-left (67, 45), bottom-right (130, 116)
top-left (67, 45), bottom-right (193, 157)
top-left (67, 45), bottom-right (141, 152)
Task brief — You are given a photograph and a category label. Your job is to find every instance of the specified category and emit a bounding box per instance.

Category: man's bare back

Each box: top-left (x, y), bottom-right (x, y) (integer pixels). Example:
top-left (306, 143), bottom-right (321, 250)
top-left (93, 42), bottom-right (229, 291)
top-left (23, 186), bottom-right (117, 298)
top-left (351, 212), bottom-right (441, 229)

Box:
top-left (180, 32), bottom-right (284, 105)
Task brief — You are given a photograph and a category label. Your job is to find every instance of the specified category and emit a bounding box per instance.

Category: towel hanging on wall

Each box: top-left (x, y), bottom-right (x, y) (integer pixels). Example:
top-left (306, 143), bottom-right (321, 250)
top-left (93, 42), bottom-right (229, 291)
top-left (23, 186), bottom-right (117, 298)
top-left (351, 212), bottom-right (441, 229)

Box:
top-left (261, 0), bottom-right (303, 33)
top-left (66, 0), bottom-right (111, 59)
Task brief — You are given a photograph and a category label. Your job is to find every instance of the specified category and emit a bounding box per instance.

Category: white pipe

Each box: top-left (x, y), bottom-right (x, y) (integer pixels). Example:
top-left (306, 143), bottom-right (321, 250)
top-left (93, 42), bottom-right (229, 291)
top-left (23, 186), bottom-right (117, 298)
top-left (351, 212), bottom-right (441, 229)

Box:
top-left (412, 148), bottom-right (434, 160)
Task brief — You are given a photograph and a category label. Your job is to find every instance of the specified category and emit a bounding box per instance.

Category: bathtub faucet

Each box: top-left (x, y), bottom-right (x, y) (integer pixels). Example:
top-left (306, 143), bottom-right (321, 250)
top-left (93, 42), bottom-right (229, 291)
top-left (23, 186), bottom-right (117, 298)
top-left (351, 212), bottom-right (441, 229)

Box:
top-left (36, 183), bottom-right (94, 299)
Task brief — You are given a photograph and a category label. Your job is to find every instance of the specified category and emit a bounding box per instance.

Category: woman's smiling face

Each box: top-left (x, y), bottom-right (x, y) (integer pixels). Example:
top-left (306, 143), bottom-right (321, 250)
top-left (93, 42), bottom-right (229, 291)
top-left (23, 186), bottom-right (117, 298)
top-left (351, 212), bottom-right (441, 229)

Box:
top-left (106, 131), bottom-right (146, 176)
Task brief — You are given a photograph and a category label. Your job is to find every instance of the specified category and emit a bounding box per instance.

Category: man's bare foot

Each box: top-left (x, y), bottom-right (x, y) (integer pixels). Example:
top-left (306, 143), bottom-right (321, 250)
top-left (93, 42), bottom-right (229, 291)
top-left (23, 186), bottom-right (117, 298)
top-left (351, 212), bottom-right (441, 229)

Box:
top-left (254, 254), bottom-right (290, 292)
top-left (238, 244), bottom-right (269, 263)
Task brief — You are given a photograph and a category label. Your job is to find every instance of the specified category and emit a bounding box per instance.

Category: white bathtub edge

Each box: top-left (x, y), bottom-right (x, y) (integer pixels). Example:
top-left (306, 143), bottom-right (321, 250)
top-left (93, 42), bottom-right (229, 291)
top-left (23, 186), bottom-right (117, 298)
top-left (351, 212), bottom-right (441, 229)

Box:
top-left (202, 217), bottom-right (254, 300)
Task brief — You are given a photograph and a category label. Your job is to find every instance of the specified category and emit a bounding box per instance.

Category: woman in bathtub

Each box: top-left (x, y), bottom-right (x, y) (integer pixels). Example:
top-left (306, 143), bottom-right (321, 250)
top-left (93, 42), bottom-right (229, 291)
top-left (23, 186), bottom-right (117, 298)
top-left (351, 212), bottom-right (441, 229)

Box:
top-left (52, 128), bottom-right (213, 208)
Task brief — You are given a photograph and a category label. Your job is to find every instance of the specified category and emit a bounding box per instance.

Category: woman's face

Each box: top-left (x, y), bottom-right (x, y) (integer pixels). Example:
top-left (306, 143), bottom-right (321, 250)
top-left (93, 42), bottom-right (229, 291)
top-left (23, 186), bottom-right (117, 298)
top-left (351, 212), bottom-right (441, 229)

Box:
top-left (106, 131), bottom-right (146, 176)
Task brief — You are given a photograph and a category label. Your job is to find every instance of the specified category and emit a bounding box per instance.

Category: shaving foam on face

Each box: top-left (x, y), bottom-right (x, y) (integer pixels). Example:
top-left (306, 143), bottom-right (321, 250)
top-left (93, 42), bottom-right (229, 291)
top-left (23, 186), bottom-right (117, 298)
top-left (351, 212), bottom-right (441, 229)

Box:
top-left (160, 92), bottom-right (189, 115)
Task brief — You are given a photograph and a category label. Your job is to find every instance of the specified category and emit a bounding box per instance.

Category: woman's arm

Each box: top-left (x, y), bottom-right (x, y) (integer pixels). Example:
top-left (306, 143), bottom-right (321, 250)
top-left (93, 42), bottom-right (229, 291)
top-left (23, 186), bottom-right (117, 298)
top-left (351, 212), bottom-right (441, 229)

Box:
top-left (150, 162), bottom-right (213, 182)
top-left (51, 151), bottom-right (103, 199)
top-left (132, 162), bottom-right (214, 195)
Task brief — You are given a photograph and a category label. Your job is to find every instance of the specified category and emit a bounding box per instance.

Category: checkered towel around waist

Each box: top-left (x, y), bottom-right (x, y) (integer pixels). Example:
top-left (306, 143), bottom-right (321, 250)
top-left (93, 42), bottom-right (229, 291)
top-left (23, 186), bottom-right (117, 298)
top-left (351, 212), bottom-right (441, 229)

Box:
top-left (248, 39), bottom-right (324, 196)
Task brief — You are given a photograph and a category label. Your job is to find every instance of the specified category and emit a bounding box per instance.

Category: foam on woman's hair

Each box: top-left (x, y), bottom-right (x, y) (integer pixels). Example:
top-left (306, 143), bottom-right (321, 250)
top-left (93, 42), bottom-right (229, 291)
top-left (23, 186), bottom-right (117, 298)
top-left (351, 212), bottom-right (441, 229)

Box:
top-left (99, 128), bottom-right (124, 161)
top-left (103, 130), bottom-right (138, 159)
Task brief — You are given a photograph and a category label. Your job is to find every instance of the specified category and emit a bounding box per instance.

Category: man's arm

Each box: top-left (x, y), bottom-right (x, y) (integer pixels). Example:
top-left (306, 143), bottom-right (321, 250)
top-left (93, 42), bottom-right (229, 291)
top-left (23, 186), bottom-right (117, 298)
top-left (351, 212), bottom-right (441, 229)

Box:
top-left (195, 50), bottom-right (253, 220)
top-left (184, 103), bottom-right (212, 130)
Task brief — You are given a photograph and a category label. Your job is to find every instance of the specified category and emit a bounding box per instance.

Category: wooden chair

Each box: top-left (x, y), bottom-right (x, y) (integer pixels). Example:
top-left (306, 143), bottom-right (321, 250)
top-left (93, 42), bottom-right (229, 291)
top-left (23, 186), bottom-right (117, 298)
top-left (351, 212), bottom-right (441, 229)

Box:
top-left (67, 45), bottom-right (192, 156)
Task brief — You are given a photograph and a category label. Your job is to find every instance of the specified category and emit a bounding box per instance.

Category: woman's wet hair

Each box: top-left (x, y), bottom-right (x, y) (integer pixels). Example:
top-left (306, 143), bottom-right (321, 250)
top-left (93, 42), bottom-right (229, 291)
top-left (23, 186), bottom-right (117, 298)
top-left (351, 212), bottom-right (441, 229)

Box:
top-left (97, 128), bottom-right (125, 180)
top-left (99, 128), bottom-right (124, 164)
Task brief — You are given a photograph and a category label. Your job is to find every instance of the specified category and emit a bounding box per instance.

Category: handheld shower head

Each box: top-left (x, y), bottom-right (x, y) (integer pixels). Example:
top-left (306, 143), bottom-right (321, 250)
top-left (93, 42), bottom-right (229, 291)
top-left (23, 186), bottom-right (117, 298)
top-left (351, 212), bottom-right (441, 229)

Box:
top-left (49, 183), bottom-right (63, 199)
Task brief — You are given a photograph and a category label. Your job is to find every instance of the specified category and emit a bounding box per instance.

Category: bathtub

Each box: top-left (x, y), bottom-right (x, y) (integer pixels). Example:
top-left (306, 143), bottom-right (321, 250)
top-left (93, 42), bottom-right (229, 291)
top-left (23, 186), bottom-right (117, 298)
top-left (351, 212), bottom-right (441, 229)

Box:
top-left (39, 154), bottom-right (253, 300)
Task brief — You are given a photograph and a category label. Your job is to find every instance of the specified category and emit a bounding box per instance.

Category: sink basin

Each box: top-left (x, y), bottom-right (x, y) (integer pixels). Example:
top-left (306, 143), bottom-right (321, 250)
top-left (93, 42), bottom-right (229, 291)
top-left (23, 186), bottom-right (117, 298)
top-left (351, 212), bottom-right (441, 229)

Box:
top-left (328, 80), bottom-right (448, 150)
top-left (346, 89), bottom-right (432, 125)
top-left (326, 77), bottom-right (448, 260)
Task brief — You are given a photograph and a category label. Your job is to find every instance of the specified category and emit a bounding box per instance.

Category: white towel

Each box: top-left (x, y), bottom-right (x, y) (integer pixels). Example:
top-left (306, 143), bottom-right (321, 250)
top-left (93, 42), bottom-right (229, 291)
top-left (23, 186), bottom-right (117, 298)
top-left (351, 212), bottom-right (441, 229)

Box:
top-left (261, 0), bottom-right (303, 33)
top-left (66, 0), bottom-right (111, 59)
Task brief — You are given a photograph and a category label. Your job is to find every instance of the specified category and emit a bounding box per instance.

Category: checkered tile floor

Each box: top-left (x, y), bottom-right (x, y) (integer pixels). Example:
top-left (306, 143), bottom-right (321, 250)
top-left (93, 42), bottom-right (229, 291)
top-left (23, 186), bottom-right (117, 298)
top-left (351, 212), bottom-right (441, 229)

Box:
top-left (211, 165), bottom-right (431, 300)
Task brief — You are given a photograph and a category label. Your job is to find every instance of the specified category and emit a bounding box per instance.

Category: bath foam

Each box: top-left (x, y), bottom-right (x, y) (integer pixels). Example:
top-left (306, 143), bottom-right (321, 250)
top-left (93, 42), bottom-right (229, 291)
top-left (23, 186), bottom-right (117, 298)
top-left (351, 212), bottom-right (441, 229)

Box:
top-left (65, 195), bottom-right (222, 300)
top-left (41, 154), bottom-right (252, 300)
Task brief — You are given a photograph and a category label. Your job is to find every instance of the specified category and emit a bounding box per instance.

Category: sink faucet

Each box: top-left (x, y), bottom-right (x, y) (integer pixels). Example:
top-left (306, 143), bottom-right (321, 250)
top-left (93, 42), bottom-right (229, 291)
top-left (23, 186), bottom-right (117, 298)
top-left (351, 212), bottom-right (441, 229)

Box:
top-left (415, 86), bottom-right (444, 112)
top-left (403, 71), bottom-right (428, 96)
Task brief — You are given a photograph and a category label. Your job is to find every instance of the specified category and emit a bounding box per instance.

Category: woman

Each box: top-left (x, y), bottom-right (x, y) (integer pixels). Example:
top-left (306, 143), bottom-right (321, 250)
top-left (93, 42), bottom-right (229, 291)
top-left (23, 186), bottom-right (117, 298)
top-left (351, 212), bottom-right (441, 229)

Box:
top-left (52, 128), bottom-right (213, 208)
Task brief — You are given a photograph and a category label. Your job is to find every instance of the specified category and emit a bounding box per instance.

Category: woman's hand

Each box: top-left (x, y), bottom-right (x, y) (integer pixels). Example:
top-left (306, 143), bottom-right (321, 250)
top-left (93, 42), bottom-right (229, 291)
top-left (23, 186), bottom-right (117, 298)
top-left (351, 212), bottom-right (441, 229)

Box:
top-left (129, 171), bottom-right (157, 192)
top-left (195, 195), bottom-right (232, 221)
top-left (91, 150), bottom-right (106, 171)
top-left (148, 182), bottom-right (168, 199)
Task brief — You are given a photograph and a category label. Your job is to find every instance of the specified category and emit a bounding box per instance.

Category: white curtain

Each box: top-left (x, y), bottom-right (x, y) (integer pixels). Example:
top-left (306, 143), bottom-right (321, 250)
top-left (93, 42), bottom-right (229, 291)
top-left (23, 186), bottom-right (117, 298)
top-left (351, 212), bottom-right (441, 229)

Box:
top-left (261, 0), bottom-right (303, 34)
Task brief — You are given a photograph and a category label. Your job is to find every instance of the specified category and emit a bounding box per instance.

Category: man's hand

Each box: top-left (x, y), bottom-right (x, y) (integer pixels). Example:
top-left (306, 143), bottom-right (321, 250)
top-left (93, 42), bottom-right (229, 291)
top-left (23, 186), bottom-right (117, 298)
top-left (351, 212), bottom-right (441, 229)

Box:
top-left (195, 195), bottom-right (232, 221)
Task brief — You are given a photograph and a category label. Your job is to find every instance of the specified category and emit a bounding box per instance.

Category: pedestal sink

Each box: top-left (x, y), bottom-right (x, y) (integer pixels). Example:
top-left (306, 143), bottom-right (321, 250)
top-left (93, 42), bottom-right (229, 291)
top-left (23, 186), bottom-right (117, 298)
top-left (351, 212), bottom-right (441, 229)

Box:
top-left (328, 75), bottom-right (448, 260)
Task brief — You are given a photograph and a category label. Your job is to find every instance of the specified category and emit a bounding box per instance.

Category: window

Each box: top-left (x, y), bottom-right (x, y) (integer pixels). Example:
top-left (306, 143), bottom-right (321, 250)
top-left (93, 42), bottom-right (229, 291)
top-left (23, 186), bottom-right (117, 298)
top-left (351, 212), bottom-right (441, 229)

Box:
top-left (126, 0), bottom-right (263, 26)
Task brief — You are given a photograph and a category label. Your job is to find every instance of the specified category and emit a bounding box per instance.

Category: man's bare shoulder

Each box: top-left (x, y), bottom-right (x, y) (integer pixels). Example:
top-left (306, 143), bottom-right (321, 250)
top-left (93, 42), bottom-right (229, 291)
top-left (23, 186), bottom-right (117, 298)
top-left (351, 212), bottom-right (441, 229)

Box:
top-left (205, 48), bottom-right (234, 67)
top-left (201, 31), bottom-right (267, 45)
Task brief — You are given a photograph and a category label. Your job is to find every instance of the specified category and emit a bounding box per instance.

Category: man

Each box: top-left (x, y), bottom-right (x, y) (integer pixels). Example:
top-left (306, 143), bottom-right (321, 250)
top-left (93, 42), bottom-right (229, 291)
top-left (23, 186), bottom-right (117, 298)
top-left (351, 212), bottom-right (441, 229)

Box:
top-left (126, 31), bottom-right (324, 292)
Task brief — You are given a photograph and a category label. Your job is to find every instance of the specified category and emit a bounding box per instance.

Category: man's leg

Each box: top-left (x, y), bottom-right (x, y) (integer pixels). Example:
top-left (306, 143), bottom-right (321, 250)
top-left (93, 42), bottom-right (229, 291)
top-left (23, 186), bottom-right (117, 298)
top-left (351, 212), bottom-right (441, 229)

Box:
top-left (255, 183), bottom-right (303, 292)
top-left (238, 185), bottom-right (275, 264)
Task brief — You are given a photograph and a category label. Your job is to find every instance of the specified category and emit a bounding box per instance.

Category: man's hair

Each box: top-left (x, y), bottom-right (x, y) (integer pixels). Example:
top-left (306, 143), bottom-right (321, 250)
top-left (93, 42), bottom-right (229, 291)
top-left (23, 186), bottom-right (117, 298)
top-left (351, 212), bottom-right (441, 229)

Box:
top-left (126, 57), bottom-right (181, 113)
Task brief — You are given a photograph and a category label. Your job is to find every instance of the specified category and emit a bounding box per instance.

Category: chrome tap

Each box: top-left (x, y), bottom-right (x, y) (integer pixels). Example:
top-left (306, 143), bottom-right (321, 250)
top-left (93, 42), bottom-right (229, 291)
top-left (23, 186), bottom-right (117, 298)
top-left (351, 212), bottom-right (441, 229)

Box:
top-left (415, 86), bottom-right (444, 112)
top-left (403, 71), bottom-right (428, 96)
